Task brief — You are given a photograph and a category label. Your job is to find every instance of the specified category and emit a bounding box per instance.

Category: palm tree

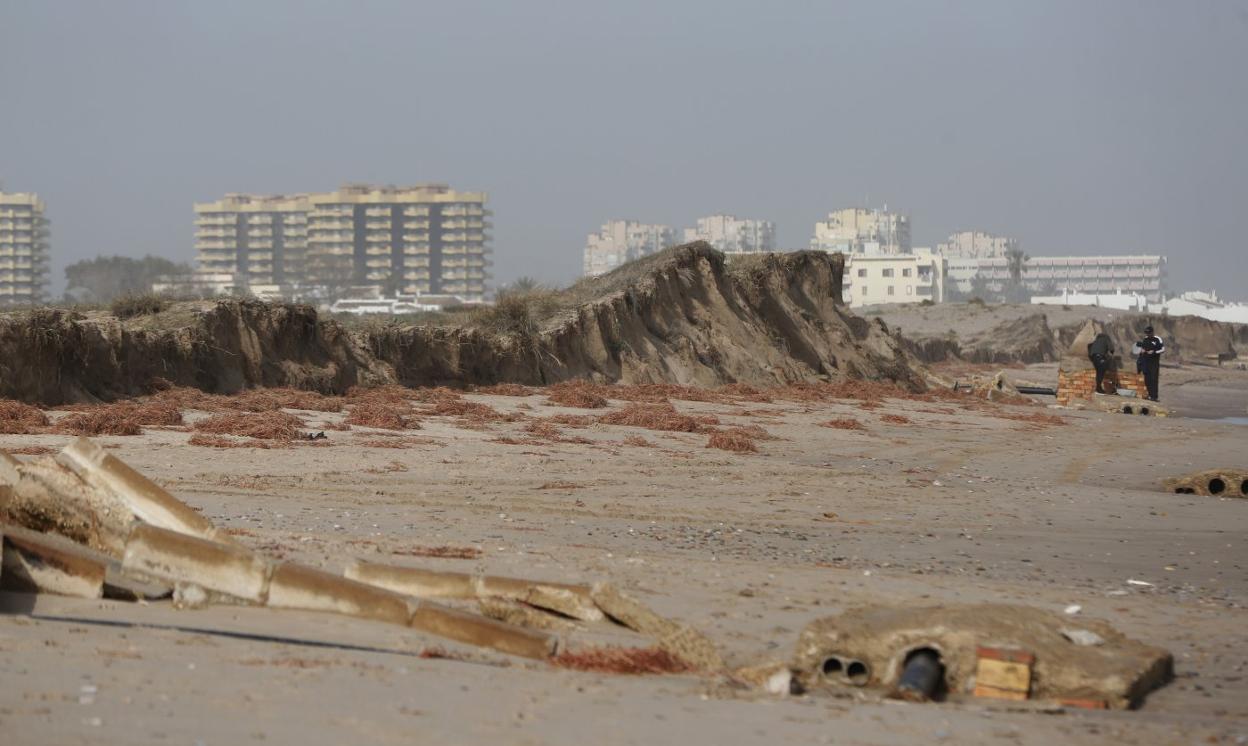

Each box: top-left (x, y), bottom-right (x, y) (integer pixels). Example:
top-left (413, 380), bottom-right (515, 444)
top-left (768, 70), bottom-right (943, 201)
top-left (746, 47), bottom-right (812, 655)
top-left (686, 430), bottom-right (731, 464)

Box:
top-left (1005, 248), bottom-right (1030, 285)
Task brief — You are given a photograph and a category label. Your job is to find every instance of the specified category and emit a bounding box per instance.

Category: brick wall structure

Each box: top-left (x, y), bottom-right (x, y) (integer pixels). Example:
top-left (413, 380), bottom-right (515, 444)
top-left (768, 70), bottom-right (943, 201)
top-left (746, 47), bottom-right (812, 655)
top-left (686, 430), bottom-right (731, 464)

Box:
top-left (1056, 368), bottom-right (1147, 406)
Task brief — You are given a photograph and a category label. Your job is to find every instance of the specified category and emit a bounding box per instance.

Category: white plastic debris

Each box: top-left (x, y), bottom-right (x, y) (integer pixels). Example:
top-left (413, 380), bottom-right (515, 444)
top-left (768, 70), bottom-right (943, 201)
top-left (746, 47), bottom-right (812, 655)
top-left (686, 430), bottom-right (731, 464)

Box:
top-left (1126, 579), bottom-right (1154, 587)
top-left (1061, 628), bottom-right (1106, 647)
top-left (1064, 604), bottom-right (1082, 615)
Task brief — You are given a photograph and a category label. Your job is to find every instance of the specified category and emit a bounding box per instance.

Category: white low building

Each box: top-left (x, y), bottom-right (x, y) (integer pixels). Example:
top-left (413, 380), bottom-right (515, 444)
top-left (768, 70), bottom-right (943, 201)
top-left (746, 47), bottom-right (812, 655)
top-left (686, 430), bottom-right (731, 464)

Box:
top-left (842, 248), bottom-right (945, 308)
top-left (1030, 288), bottom-right (1149, 311)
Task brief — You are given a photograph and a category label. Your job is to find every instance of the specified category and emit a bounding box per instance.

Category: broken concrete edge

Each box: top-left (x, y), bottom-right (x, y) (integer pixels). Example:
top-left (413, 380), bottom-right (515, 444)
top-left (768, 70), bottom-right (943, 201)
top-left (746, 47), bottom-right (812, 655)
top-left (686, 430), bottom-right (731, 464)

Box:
top-left (1, 524), bottom-right (107, 599)
top-left (56, 437), bottom-right (236, 545)
top-left (1161, 468), bottom-right (1248, 498)
top-left (120, 524), bottom-right (556, 660)
top-left (791, 604), bottom-right (1173, 709)
top-left (0, 522), bottom-right (172, 601)
top-left (590, 581), bottom-right (727, 673)
top-left (346, 559), bottom-right (601, 620)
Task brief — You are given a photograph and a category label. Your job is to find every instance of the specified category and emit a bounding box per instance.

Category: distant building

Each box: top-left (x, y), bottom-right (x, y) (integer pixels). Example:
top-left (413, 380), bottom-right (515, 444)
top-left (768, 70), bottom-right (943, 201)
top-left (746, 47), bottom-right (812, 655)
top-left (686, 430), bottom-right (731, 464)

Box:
top-left (195, 184), bottom-right (492, 302)
top-left (978, 255), bottom-right (1167, 300)
top-left (194, 193), bottom-right (310, 290)
top-left (682, 214), bottom-right (776, 254)
top-left (1031, 288), bottom-right (1248, 325)
top-left (583, 220), bottom-right (675, 277)
top-left (811, 207), bottom-right (910, 255)
top-left (0, 190), bottom-right (51, 305)
top-left (842, 248), bottom-right (945, 308)
top-left (304, 184), bottom-right (491, 301)
top-left (937, 231), bottom-right (1018, 259)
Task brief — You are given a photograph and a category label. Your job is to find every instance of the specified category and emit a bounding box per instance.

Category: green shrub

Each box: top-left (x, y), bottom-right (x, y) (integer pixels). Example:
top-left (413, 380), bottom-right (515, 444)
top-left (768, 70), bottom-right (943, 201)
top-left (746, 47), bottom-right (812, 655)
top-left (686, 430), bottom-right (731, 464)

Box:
top-left (111, 293), bottom-right (166, 319)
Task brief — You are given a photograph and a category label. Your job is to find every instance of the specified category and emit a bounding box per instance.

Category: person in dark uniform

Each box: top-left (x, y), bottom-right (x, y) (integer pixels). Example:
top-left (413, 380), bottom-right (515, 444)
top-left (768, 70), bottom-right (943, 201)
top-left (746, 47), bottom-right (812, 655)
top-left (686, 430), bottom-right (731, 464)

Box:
top-left (1137, 325), bottom-right (1165, 401)
top-left (1087, 331), bottom-right (1115, 394)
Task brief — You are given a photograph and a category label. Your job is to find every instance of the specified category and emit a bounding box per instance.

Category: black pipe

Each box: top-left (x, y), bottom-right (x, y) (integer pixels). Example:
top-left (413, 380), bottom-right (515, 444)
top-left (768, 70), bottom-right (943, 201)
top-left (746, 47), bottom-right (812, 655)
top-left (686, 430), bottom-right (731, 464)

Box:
top-left (895, 650), bottom-right (943, 702)
top-left (1014, 386), bottom-right (1056, 396)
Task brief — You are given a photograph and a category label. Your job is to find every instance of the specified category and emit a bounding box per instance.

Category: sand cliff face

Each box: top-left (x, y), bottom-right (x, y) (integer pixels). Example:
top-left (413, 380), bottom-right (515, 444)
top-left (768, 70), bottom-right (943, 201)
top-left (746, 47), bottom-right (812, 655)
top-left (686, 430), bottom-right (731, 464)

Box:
top-left (0, 244), bottom-right (924, 405)
top-left (897, 309), bottom-right (1245, 366)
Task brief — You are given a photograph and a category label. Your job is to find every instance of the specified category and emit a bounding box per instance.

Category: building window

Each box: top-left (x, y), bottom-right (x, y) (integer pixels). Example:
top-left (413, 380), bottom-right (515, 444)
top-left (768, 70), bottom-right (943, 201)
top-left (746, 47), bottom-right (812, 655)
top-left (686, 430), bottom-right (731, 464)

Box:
top-left (857, 268), bottom-right (867, 278)
top-left (902, 268), bottom-right (912, 277)
top-left (906, 286), bottom-right (913, 295)
top-left (862, 286), bottom-right (868, 296)
top-left (882, 268), bottom-right (894, 278)
top-left (887, 286), bottom-right (894, 296)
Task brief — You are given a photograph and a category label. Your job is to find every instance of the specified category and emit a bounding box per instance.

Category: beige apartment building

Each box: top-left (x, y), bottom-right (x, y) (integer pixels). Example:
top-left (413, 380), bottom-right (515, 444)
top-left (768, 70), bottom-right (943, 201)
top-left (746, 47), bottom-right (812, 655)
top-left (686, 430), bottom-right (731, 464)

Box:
top-left (841, 248), bottom-right (945, 308)
top-left (0, 190), bottom-right (51, 305)
top-left (583, 220), bottom-right (675, 277)
top-left (811, 207), bottom-right (910, 255)
top-left (682, 214), bottom-right (776, 254)
top-left (937, 230), bottom-right (1018, 259)
top-left (303, 184), bottom-right (490, 300)
top-left (194, 184), bottom-right (492, 301)
top-left (194, 194), bottom-right (310, 291)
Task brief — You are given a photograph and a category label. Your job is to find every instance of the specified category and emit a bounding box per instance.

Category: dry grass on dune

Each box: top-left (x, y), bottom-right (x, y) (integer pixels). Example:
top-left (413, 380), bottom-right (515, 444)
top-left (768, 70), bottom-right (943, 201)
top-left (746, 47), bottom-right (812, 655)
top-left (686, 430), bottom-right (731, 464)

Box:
top-left (544, 381), bottom-right (609, 409)
top-left (54, 401), bottom-right (183, 436)
top-left (597, 402), bottom-right (708, 433)
top-left (552, 646), bottom-right (691, 675)
top-left (193, 411), bottom-right (304, 440)
top-left (880, 414), bottom-right (912, 425)
top-left (819, 417), bottom-right (866, 431)
top-left (188, 434), bottom-right (289, 449)
top-left (2, 445), bottom-right (56, 456)
top-left (0, 400), bottom-right (49, 434)
top-left (344, 401), bottom-right (418, 431)
top-left (705, 429), bottom-right (759, 453)
top-left (473, 383), bottom-right (534, 397)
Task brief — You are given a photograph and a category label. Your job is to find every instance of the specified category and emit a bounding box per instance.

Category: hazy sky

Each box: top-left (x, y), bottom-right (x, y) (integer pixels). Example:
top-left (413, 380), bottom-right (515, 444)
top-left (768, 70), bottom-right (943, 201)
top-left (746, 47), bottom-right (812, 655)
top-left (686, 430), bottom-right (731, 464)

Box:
top-left (3, 1), bottom-right (1246, 297)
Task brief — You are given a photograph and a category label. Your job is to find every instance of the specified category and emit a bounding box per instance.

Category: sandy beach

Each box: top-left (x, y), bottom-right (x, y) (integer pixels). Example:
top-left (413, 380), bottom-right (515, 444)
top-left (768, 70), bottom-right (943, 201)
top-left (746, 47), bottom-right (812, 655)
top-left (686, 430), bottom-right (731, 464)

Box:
top-left (2, 384), bottom-right (1245, 745)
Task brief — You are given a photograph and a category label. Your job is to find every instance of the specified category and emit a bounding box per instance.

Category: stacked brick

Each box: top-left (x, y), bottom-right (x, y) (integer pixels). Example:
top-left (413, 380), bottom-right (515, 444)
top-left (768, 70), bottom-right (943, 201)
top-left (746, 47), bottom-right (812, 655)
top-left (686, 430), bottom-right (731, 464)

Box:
top-left (1056, 368), bottom-right (1147, 406)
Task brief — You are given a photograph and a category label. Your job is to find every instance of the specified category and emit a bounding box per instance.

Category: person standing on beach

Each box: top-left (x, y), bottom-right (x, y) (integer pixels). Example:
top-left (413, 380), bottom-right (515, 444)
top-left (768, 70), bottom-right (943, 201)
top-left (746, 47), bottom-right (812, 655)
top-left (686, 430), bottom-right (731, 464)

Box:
top-left (1087, 331), bottom-right (1115, 394)
top-left (1137, 325), bottom-right (1165, 401)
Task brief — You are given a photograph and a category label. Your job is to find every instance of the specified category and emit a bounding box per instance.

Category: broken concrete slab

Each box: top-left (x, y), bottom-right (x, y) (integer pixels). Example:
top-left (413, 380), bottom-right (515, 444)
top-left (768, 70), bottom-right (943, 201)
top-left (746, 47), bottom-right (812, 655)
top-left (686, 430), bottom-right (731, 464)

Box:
top-left (57, 437), bottom-right (235, 545)
top-left (267, 562), bottom-right (416, 626)
top-left (122, 523), bottom-right (272, 604)
top-left (0, 458), bottom-right (134, 557)
top-left (1, 524), bottom-right (107, 598)
top-left (477, 597), bottom-right (579, 633)
top-left (792, 603), bottom-right (1173, 709)
top-left (345, 560), bottom-right (600, 620)
top-left (409, 602), bottom-right (558, 660)
top-left (1163, 468), bottom-right (1247, 497)
top-left (0, 523), bottom-right (170, 601)
top-left (590, 582), bottom-right (724, 672)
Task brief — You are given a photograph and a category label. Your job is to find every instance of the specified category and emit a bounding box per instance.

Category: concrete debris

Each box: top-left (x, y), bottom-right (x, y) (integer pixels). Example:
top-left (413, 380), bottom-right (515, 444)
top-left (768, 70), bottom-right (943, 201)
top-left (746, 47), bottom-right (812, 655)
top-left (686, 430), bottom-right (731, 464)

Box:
top-left (590, 582), bottom-right (725, 672)
top-left (1162, 468), bottom-right (1248, 497)
top-left (58, 437), bottom-right (237, 545)
top-left (792, 603), bottom-right (1172, 709)
top-left (731, 662), bottom-right (799, 696)
top-left (1, 524), bottom-right (106, 598)
top-left (345, 561), bottom-right (602, 621)
top-left (122, 523), bottom-right (271, 604)
top-left (477, 597), bottom-right (579, 632)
